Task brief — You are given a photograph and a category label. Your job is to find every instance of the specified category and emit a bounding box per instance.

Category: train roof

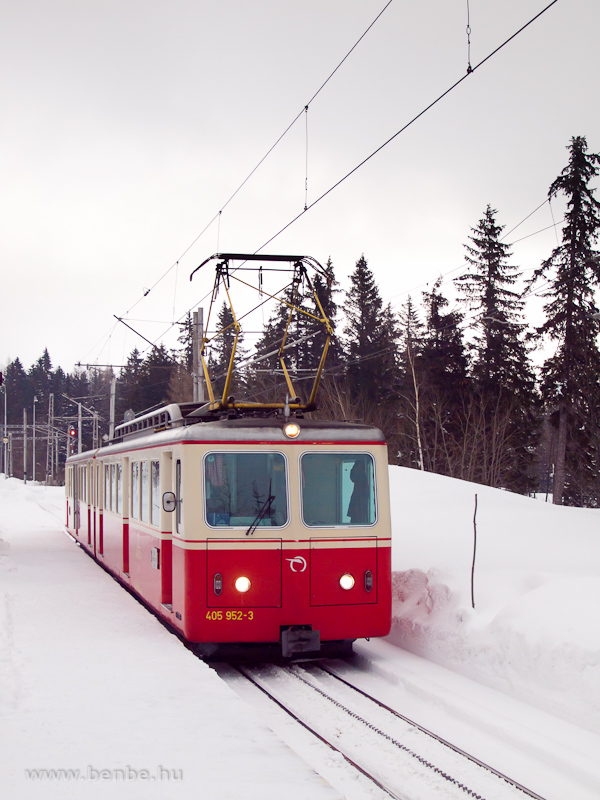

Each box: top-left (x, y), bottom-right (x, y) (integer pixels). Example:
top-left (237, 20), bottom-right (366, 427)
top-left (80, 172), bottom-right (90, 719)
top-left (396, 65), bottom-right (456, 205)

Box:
top-left (66, 406), bottom-right (386, 463)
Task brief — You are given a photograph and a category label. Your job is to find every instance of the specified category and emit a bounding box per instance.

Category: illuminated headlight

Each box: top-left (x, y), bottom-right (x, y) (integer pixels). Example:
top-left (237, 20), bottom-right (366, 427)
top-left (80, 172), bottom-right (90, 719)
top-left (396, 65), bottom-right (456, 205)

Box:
top-left (284, 422), bottom-right (300, 439)
top-left (235, 576), bottom-right (251, 593)
top-left (339, 574), bottom-right (355, 591)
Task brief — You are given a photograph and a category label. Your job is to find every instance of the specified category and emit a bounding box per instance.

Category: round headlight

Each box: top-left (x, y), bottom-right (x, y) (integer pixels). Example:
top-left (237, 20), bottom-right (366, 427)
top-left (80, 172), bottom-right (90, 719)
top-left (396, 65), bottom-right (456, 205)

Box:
top-left (235, 576), bottom-right (251, 593)
top-left (284, 422), bottom-right (300, 439)
top-left (339, 573), bottom-right (355, 591)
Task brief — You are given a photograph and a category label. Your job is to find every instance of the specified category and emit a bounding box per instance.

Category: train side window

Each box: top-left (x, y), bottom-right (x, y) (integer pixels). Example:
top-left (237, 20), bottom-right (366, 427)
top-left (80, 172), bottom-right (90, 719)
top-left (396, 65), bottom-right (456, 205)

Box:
top-left (131, 462), bottom-right (140, 520)
top-left (204, 451), bottom-right (288, 528)
top-left (175, 459), bottom-right (182, 534)
top-left (301, 452), bottom-right (376, 527)
top-left (116, 463), bottom-right (122, 514)
top-left (151, 460), bottom-right (160, 527)
top-left (109, 464), bottom-right (115, 512)
top-left (140, 461), bottom-right (149, 523)
top-left (104, 464), bottom-right (111, 511)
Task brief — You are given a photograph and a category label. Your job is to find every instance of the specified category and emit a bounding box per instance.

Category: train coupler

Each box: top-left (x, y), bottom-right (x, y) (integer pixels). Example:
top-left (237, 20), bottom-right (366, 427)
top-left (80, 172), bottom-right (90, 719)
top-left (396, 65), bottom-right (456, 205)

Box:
top-left (280, 625), bottom-right (320, 658)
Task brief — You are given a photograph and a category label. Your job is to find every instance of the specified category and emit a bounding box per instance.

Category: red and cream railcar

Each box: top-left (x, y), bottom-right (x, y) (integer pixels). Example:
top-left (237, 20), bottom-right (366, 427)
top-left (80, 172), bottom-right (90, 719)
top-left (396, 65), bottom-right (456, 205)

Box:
top-left (66, 403), bottom-right (391, 659)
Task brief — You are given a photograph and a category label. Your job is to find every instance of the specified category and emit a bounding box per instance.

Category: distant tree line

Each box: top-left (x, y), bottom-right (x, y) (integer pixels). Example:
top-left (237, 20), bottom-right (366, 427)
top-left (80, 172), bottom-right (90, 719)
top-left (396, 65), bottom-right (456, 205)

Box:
top-left (2, 136), bottom-right (599, 506)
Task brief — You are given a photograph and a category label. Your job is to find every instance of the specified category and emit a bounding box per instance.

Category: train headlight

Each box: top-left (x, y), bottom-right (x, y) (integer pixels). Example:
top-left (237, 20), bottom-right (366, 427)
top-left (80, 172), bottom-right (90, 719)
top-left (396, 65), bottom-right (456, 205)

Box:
top-left (235, 576), bottom-right (251, 593)
top-left (339, 573), bottom-right (355, 591)
top-left (284, 422), bottom-right (300, 439)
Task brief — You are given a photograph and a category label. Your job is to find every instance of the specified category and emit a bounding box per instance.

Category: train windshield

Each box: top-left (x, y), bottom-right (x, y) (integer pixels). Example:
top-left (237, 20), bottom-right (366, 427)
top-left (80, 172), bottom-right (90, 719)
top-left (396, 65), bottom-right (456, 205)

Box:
top-left (301, 452), bottom-right (376, 527)
top-left (204, 452), bottom-right (288, 528)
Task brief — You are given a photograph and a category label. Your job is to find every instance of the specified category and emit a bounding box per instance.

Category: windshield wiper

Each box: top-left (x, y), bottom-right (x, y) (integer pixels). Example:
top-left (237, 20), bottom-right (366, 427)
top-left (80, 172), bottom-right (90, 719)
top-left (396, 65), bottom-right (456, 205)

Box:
top-left (246, 480), bottom-right (275, 536)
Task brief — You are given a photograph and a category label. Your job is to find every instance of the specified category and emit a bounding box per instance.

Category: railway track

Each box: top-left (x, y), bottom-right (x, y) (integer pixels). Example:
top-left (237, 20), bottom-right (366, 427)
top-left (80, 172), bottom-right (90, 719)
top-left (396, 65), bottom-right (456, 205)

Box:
top-left (216, 661), bottom-right (547, 800)
top-left (61, 521), bottom-right (547, 800)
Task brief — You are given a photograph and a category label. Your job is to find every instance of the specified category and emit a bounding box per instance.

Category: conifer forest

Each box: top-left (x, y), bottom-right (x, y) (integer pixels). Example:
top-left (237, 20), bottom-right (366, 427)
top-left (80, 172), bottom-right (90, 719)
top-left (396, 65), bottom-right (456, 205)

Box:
top-left (2, 136), bottom-right (600, 506)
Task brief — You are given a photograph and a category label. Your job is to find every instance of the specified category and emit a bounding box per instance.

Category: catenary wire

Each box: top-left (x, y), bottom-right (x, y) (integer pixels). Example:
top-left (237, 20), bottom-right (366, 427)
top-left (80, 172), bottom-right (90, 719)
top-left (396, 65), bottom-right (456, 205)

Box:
top-left (255, 0), bottom-right (560, 254)
top-left (89, 0), bottom-right (560, 368)
top-left (110, 1), bottom-right (396, 327)
top-left (136, 0), bottom-right (561, 359)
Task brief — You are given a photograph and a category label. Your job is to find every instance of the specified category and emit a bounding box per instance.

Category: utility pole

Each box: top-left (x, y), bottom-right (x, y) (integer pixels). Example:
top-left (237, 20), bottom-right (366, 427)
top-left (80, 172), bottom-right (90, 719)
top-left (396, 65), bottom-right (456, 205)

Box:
top-left (46, 393), bottom-right (55, 482)
top-left (23, 408), bottom-right (27, 483)
top-left (78, 403), bottom-right (82, 454)
top-left (1, 382), bottom-right (6, 478)
top-left (193, 307), bottom-right (205, 402)
top-left (32, 396), bottom-right (38, 482)
top-left (109, 377), bottom-right (116, 440)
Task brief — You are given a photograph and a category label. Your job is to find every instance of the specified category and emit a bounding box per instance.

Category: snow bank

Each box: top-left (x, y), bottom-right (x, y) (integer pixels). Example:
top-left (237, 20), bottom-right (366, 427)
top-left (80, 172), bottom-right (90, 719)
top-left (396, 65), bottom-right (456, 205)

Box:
top-left (0, 478), bottom-right (338, 800)
top-left (387, 466), bottom-right (600, 733)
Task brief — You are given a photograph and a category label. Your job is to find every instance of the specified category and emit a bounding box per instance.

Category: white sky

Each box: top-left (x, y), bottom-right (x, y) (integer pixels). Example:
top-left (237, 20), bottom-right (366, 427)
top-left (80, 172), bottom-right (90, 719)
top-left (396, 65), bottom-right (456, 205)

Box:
top-left (2, 0), bottom-right (599, 373)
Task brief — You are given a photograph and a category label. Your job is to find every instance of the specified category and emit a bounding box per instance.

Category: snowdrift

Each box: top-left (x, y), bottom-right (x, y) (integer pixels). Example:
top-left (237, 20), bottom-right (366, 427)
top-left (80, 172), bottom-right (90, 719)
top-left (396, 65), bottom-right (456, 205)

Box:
top-left (388, 466), bottom-right (600, 733)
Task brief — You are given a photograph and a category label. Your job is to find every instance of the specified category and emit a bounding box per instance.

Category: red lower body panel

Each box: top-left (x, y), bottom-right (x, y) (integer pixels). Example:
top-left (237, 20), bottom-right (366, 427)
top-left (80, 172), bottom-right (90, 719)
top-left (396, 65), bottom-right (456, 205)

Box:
top-left (67, 510), bottom-right (391, 650)
top-left (173, 541), bottom-right (391, 645)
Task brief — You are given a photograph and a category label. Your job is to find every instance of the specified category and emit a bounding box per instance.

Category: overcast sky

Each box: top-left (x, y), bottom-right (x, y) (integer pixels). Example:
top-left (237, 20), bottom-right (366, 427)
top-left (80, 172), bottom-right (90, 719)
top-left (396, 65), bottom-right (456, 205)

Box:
top-left (2, 0), bottom-right (599, 374)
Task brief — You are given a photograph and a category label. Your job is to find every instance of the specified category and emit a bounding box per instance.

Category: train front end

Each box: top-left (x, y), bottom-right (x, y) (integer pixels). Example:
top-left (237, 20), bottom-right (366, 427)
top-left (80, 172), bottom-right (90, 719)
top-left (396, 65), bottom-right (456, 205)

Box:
top-left (170, 417), bottom-right (392, 659)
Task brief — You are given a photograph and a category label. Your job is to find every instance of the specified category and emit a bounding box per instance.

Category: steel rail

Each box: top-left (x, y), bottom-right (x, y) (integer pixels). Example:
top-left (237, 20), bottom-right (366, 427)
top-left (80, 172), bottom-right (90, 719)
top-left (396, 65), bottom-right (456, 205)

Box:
top-left (233, 665), bottom-right (400, 799)
top-left (314, 662), bottom-right (547, 800)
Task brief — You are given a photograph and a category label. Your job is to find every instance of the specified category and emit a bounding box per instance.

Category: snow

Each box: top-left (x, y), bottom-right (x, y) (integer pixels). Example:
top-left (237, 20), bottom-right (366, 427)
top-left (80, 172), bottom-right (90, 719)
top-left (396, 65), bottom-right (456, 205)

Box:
top-left (387, 466), bottom-right (600, 734)
top-left (1, 467), bottom-right (600, 799)
top-left (0, 478), bottom-right (337, 800)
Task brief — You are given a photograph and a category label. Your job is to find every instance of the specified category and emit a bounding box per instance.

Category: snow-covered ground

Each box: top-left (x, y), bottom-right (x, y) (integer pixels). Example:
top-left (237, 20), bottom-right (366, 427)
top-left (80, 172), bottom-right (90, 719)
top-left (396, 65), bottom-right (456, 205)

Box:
top-left (387, 466), bottom-right (600, 735)
top-left (1, 468), bottom-right (599, 799)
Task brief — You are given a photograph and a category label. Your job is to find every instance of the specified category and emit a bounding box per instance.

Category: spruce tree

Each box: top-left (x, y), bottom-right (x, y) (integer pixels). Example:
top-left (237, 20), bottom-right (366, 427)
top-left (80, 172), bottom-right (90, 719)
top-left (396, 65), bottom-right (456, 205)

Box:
top-left (303, 257), bottom-right (341, 372)
top-left (421, 278), bottom-right (468, 392)
top-left (176, 312), bottom-right (194, 372)
top-left (4, 358), bottom-right (33, 423)
top-left (418, 278), bottom-right (469, 475)
top-left (456, 205), bottom-right (535, 394)
top-left (530, 136), bottom-right (600, 505)
top-left (249, 283), bottom-right (301, 403)
top-left (249, 270), bottom-right (323, 405)
top-left (28, 349), bottom-right (54, 414)
top-left (396, 296), bottom-right (425, 470)
top-left (344, 255), bottom-right (399, 406)
top-left (206, 302), bottom-right (247, 400)
top-left (455, 205), bottom-right (538, 492)
top-left (141, 344), bottom-right (176, 412)
top-left (117, 348), bottom-right (145, 419)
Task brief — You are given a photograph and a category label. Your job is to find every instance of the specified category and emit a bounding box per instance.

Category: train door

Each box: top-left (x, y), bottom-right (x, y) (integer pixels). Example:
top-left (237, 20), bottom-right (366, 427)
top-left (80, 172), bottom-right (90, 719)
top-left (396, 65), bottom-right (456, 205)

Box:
top-left (160, 451), bottom-right (173, 606)
top-left (122, 457), bottom-right (129, 575)
top-left (78, 463), bottom-right (90, 546)
top-left (175, 457), bottom-right (182, 536)
top-left (86, 464), bottom-right (92, 545)
top-left (92, 460), bottom-right (98, 553)
top-left (95, 460), bottom-right (104, 556)
top-left (72, 464), bottom-right (80, 532)
top-left (91, 459), bottom-right (104, 555)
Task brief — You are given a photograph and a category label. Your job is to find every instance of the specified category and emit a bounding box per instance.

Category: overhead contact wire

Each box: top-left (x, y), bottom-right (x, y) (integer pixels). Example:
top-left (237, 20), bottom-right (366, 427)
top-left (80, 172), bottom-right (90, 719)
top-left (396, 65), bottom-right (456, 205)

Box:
top-left (256, 0), bottom-right (560, 254)
top-left (114, 0), bottom-right (395, 328)
top-left (105, 1), bottom-right (397, 361)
